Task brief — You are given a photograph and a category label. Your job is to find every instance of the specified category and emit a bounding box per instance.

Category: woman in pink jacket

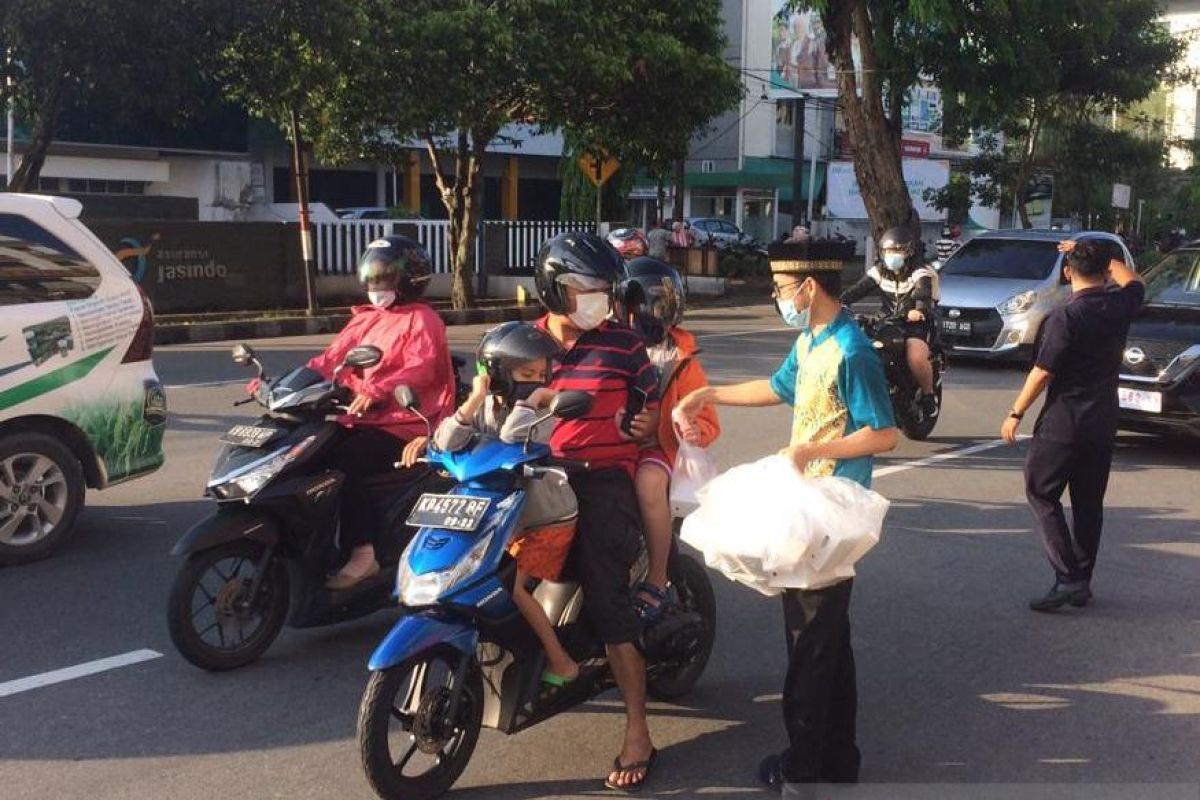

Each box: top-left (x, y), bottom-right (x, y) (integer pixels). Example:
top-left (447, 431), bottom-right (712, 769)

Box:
top-left (312, 236), bottom-right (456, 589)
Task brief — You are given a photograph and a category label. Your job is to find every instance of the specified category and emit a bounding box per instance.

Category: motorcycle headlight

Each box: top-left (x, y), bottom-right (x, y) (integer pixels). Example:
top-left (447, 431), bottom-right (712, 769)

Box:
top-left (997, 290), bottom-right (1038, 316)
top-left (397, 531), bottom-right (494, 607)
top-left (210, 435), bottom-right (318, 500)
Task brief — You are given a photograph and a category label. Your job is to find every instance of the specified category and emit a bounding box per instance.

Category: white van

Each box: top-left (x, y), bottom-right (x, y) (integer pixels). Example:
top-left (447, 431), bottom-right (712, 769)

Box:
top-left (0, 193), bottom-right (166, 564)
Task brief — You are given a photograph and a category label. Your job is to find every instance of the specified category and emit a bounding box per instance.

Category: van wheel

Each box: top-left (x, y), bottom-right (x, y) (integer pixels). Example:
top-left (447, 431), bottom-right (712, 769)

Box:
top-left (0, 433), bottom-right (86, 565)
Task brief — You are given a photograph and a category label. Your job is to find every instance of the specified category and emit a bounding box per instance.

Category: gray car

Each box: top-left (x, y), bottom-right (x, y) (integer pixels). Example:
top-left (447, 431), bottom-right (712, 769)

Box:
top-left (936, 230), bottom-right (1135, 361)
top-left (687, 217), bottom-right (752, 248)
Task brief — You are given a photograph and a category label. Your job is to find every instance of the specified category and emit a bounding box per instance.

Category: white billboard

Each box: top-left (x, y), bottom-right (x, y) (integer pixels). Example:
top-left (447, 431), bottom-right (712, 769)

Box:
top-left (825, 160), bottom-right (950, 220)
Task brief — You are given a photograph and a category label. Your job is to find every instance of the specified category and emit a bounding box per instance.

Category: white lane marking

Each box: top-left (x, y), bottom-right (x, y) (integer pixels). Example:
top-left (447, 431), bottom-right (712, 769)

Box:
top-left (164, 379), bottom-right (243, 389)
top-left (874, 436), bottom-right (1027, 479)
top-left (0, 649), bottom-right (163, 699)
top-left (697, 327), bottom-right (793, 340)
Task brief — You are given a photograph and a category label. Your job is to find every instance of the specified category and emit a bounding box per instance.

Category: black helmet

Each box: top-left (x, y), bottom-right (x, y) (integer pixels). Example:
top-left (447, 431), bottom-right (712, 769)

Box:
top-left (357, 236), bottom-right (432, 301)
top-left (877, 226), bottom-right (923, 275)
top-left (534, 231), bottom-right (624, 314)
top-left (615, 257), bottom-right (686, 346)
top-left (476, 321), bottom-right (563, 403)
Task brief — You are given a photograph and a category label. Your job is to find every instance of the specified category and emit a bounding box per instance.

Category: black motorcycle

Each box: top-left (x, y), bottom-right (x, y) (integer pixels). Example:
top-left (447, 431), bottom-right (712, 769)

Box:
top-left (856, 314), bottom-right (945, 440)
top-left (166, 343), bottom-right (449, 671)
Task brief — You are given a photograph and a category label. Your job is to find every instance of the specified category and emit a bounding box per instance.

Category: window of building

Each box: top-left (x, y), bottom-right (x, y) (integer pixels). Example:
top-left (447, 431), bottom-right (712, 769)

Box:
top-left (0, 213), bottom-right (100, 306)
top-left (60, 178), bottom-right (149, 195)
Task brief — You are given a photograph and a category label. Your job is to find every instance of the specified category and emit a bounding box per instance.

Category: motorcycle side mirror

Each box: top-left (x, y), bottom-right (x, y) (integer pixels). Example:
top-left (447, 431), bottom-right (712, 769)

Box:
top-left (550, 390), bottom-right (593, 420)
top-left (343, 345), bottom-right (383, 371)
top-left (231, 343), bottom-right (256, 366)
top-left (394, 385), bottom-right (419, 411)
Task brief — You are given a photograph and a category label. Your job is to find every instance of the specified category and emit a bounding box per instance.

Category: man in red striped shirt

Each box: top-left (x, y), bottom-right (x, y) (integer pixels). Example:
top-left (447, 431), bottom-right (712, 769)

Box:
top-left (534, 232), bottom-right (661, 792)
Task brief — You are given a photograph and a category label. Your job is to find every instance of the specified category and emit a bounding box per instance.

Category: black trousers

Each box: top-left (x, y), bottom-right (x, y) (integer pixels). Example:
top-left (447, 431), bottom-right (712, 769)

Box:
top-left (780, 580), bottom-right (860, 783)
top-left (1024, 436), bottom-right (1114, 584)
top-left (323, 427), bottom-right (406, 550)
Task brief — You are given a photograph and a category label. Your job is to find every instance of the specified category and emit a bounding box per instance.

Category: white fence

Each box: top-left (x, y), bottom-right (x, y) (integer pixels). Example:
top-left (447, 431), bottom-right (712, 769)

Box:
top-left (314, 218), bottom-right (592, 276)
top-left (314, 219), bottom-right (454, 275)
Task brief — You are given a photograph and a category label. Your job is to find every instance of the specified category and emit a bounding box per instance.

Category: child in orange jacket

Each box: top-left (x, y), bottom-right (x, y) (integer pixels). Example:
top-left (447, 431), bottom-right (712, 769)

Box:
top-left (616, 259), bottom-right (720, 620)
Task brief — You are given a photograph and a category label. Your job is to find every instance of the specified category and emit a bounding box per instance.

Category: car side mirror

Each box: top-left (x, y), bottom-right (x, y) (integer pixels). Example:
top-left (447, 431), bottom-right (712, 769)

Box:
top-left (343, 345), bottom-right (383, 370)
top-left (231, 343), bottom-right (256, 366)
top-left (550, 390), bottom-right (593, 420)
top-left (394, 385), bottom-right (418, 411)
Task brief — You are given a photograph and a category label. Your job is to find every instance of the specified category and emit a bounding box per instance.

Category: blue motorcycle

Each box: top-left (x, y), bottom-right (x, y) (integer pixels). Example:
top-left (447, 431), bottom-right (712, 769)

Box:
top-left (356, 388), bottom-right (717, 800)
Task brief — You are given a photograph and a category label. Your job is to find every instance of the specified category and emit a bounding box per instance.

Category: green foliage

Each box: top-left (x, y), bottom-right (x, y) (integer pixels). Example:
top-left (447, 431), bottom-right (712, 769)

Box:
top-left (0, 0), bottom-right (214, 189)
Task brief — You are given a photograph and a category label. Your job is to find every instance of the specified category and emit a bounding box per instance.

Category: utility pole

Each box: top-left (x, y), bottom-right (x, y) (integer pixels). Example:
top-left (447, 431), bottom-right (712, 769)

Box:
top-left (594, 159), bottom-right (603, 235)
top-left (806, 109), bottom-right (819, 228)
top-left (289, 106), bottom-right (317, 316)
top-left (792, 94), bottom-right (807, 227)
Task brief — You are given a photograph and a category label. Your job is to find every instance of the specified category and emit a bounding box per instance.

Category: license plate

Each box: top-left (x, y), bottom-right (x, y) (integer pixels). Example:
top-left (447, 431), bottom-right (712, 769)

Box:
top-left (1118, 387), bottom-right (1162, 414)
top-left (407, 493), bottom-right (492, 532)
top-left (220, 424), bottom-right (278, 448)
top-left (941, 319), bottom-right (972, 336)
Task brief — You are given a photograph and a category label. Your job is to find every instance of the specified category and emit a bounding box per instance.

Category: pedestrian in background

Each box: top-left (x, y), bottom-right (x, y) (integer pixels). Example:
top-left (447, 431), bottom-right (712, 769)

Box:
top-left (671, 220), bottom-right (695, 248)
top-left (646, 219), bottom-right (672, 260)
top-left (1001, 239), bottom-right (1144, 611)
top-left (934, 223), bottom-right (961, 262)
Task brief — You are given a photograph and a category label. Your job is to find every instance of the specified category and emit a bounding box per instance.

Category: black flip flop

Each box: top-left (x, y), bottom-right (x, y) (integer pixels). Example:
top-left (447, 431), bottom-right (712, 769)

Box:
top-left (604, 747), bottom-right (658, 793)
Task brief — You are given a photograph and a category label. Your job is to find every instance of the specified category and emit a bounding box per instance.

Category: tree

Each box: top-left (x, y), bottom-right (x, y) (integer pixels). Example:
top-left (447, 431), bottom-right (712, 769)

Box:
top-left (323, 0), bottom-right (739, 310)
top-left (928, 0), bottom-right (1184, 228)
top-left (0, 0), bottom-right (212, 191)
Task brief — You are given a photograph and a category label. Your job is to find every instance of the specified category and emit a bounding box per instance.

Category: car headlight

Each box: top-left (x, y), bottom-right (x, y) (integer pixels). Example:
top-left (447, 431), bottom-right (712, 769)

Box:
top-left (397, 531), bottom-right (494, 606)
top-left (997, 290), bottom-right (1038, 315)
top-left (210, 435), bottom-right (318, 500)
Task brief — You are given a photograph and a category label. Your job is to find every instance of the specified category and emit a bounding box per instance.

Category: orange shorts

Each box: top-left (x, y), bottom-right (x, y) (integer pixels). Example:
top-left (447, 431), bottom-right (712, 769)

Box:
top-left (507, 519), bottom-right (577, 582)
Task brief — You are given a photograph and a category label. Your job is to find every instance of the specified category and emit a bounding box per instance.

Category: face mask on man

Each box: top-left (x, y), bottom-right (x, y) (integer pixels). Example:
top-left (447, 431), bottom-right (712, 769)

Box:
top-left (368, 290), bottom-right (396, 309)
top-left (568, 292), bottom-right (610, 331)
top-left (882, 253), bottom-right (907, 271)
top-left (776, 289), bottom-right (811, 329)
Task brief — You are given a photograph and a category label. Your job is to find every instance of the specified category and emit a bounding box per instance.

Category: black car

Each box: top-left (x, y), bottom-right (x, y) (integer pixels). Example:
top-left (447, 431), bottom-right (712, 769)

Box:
top-left (1117, 248), bottom-right (1200, 438)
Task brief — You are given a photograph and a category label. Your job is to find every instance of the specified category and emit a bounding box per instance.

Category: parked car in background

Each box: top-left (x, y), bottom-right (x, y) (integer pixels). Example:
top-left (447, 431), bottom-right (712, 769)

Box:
top-left (0, 194), bottom-right (167, 564)
top-left (936, 230), bottom-right (1134, 362)
top-left (686, 217), bottom-right (756, 249)
top-left (1118, 246), bottom-right (1200, 438)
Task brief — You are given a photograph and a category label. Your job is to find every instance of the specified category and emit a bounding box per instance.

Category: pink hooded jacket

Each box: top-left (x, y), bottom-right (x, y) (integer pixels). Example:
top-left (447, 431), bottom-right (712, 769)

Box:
top-left (307, 301), bottom-right (456, 440)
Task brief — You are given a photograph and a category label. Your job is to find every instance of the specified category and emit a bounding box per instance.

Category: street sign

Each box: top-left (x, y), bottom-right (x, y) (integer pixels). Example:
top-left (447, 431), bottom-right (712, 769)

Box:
top-left (579, 151), bottom-right (620, 187)
top-left (1112, 183), bottom-right (1131, 210)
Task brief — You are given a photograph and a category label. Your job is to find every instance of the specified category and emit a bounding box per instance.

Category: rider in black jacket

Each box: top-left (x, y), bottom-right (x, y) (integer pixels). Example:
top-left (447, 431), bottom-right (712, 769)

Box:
top-left (842, 226), bottom-right (940, 418)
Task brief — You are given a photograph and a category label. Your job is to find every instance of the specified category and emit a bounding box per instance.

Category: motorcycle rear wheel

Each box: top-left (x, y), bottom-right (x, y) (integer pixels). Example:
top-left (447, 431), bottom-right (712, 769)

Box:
top-left (647, 552), bottom-right (717, 701)
top-left (901, 371), bottom-right (943, 441)
top-left (358, 646), bottom-right (484, 800)
top-left (167, 540), bottom-right (289, 671)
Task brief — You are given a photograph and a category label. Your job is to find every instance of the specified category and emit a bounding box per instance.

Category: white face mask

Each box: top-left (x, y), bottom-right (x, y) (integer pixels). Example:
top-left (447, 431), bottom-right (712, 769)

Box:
top-left (568, 292), bottom-right (610, 331)
top-left (368, 290), bottom-right (396, 309)
top-left (882, 253), bottom-right (907, 271)
top-left (777, 297), bottom-right (809, 329)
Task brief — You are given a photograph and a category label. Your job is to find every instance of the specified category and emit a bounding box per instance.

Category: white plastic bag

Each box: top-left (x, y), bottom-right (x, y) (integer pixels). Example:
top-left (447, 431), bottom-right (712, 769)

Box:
top-left (669, 441), bottom-right (719, 517)
top-left (681, 455), bottom-right (889, 595)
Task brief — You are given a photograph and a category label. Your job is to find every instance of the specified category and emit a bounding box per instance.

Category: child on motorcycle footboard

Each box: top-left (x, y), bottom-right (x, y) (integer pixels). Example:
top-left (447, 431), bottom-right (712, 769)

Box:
top-left (613, 257), bottom-right (720, 623)
top-left (430, 321), bottom-right (582, 686)
top-left (841, 225), bottom-right (941, 420)
top-left (303, 237), bottom-right (456, 590)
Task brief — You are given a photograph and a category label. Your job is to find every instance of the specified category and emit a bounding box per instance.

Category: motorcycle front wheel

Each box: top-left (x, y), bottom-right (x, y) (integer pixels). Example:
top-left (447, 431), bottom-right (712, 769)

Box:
top-left (358, 646), bottom-right (484, 800)
top-left (901, 371), bottom-right (943, 441)
top-left (167, 539), bottom-right (289, 671)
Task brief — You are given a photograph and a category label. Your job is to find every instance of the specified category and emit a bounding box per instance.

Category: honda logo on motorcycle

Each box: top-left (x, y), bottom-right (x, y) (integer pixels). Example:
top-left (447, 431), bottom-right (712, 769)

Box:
top-left (424, 534), bottom-right (451, 551)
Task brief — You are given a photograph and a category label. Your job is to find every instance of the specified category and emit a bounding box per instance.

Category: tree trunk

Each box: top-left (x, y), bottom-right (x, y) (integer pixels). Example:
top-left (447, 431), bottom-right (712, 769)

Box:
top-left (1012, 106), bottom-right (1045, 230)
top-left (821, 0), bottom-right (918, 246)
top-left (9, 79), bottom-right (65, 193)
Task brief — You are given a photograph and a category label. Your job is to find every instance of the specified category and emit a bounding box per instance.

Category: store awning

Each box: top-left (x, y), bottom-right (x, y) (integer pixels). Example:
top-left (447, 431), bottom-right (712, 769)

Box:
top-left (684, 157), bottom-right (826, 202)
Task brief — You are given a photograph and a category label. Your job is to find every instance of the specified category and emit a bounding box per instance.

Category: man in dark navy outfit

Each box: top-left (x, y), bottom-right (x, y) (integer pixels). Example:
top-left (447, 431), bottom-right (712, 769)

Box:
top-left (1001, 239), bottom-right (1144, 611)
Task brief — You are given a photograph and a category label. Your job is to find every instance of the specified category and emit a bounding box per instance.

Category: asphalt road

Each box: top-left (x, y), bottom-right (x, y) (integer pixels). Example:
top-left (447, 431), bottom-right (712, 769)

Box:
top-left (2, 304), bottom-right (1198, 800)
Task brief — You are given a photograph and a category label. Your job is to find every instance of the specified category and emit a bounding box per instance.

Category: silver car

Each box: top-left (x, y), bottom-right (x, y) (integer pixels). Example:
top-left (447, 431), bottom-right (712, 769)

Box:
top-left (936, 230), bottom-right (1135, 361)
top-left (687, 217), bottom-right (752, 248)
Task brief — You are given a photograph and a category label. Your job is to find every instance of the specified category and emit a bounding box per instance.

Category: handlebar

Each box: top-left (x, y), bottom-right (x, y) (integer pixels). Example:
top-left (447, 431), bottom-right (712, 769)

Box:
top-left (544, 457), bottom-right (590, 472)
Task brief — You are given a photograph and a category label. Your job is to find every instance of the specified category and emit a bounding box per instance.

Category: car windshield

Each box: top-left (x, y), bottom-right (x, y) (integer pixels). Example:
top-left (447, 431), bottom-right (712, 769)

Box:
top-left (939, 238), bottom-right (1061, 280)
top-left (1142, 251), bottom-right (1200, 307)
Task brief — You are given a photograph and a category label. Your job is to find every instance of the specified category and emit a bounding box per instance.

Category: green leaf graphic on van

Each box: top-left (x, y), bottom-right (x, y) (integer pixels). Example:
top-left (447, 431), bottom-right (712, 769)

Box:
top-left (0, 348), bottom-right (113, 411)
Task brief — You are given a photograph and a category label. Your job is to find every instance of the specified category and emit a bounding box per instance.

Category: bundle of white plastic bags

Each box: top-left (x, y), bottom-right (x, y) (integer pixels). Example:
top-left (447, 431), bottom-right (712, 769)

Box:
top-left (680, 455), bottom-right (890, 595)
